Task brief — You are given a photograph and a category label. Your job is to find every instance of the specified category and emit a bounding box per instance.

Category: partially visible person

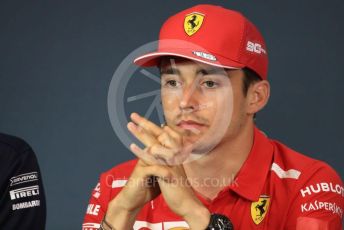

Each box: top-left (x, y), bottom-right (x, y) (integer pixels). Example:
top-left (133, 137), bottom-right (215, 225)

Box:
top-left (0, 133), bottom-right (46, 229)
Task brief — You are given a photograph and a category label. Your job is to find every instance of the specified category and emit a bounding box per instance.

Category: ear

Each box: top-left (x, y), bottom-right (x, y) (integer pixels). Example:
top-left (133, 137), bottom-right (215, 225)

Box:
top-left (246, 80), bottom-right (270, 115)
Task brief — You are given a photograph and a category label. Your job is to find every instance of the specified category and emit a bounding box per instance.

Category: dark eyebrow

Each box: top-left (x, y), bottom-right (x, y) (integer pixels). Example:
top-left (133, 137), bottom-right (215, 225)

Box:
top-left (159, 65), bottom-right (228, 77)
top-left (160, 66), bottom-right (180, 75)
top-left (197, 67), bottom-right (228, 76)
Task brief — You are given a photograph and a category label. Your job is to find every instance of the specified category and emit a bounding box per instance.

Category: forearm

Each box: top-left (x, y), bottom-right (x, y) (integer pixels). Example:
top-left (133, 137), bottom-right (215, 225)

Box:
top-left (102, 208), bottom-right (139, 230)
top-left (102, 194), bottom-right (142, 229)
top-left (102, 199), bottom-right (210, 230)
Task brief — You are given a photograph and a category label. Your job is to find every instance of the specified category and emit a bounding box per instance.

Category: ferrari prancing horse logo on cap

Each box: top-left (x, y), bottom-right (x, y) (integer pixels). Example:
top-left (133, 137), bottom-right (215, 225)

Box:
top-left (184, 12), bottom-right (204, 36)
top-left (251, 195), bottom-right (270, 225)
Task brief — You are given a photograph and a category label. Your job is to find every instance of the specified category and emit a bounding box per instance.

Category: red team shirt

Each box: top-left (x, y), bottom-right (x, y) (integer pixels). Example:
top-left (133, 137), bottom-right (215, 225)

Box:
top-left (83, 127), bottom-right (344, 229)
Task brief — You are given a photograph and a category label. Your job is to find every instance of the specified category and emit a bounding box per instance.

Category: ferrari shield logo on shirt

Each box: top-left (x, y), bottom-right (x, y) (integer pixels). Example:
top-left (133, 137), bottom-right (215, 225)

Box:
top-left (184, 12), bottom-right (204, 36)
top-left (251, 195), bottom-right (270, 224)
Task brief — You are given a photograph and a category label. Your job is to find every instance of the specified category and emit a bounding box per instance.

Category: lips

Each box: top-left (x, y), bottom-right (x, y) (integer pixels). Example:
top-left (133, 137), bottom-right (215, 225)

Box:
top-left (177, 120), bottom-right (205, 131)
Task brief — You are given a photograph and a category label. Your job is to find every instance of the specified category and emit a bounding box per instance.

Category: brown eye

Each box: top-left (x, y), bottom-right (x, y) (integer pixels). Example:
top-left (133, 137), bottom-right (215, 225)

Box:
top-left (203, 81), bottom-right (218, 88)
top-left (167, 80), bottom-right (177, 87)
top-left (165, 80), bottom-right (181, 88)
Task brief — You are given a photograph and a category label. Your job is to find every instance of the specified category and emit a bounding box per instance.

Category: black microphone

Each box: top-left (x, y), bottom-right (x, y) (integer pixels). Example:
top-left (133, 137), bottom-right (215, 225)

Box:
top-left (205, 213), bottom-right (234, 230)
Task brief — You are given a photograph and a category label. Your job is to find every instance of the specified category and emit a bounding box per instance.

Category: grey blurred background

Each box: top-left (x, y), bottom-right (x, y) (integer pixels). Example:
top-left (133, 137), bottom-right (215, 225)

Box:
top-left (0, 0), bottom-right (343, 229)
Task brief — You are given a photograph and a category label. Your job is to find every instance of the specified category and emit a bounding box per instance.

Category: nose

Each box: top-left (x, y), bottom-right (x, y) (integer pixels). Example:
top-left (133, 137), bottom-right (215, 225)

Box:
top-left (179, 82), bottom-right (199, 112)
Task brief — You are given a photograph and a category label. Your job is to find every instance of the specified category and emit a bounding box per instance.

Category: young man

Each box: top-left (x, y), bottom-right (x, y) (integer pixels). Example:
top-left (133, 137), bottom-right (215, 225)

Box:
top-left (83, 5), bottom-right (343, 229)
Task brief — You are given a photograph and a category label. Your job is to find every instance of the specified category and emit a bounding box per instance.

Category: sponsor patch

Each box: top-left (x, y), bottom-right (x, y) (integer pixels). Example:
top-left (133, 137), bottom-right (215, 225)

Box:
top-left (9, 185), bottom-right (40, 200)
top-left (184, 12), bottom-right (204, 36)
top-left (246, 41), bottom-right (267, 55)
top-left (10, 172), bottom-right (38, 186)
top-left (300, 200), bottom-right (343, 218)
top-left (251, 195), bottom-right (270, 225)
top-left (92, 183), bottom-right (101, 199)
top-left (86, 204), bottom-right (100, 216)
top-left (12, 199), bottom-right (40, 210)
top-left (192, 51), bottom-right (217, 61)
top-left (300, 182), bottom-right (344, 198)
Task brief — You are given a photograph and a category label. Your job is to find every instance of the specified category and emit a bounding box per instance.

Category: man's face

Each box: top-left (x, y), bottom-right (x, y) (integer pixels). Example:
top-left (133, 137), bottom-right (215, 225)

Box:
top-left (160, 57), bottom-right (248, 154)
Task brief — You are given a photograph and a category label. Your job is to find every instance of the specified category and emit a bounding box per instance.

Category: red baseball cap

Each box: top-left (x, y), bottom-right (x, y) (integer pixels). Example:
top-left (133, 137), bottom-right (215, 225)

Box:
top-left (134, 4), bottom-right (268, 80)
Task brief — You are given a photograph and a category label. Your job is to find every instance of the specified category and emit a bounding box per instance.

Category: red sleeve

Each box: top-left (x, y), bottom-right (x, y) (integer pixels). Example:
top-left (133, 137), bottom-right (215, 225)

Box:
top-left (82, 160), bottom-right (136, 230)
top-left (82, 172), bottom-right (119, 230)
top-left (82, 174), bottom-right (105, 230)
top-left (286, 163), bottom-right (344, 230)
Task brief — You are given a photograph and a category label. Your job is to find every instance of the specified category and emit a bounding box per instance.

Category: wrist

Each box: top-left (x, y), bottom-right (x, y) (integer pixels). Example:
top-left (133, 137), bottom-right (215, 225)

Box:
top-left (99, 215), bottom-right (114, 230)
top-left (183, 205), bottom-right (210, 230)
top-left (105, 196), bottom-right (141, 229)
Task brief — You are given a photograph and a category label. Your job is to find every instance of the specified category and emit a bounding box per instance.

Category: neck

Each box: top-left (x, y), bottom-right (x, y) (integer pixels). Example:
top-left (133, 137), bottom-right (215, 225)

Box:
top-left (183, 121), bottom-right (255, 200)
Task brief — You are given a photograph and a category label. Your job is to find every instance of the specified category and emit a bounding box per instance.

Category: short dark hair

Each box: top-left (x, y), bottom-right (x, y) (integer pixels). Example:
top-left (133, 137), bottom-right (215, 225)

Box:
top-left (242, 67), bottom-right (262, 97)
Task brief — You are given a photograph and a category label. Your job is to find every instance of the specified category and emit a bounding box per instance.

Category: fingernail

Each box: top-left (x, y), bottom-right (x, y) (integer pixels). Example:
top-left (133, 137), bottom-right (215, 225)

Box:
top-left (130, 143), bottom-right (138, 150)
top-left (131, 113), bottom-right (139, 120)
top-left (127, 122), bottom-right (136, 130)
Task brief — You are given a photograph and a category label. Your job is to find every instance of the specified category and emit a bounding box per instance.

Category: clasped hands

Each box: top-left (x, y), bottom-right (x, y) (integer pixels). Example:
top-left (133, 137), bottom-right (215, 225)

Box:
top-left (106, 113), bottom-right (210, 229)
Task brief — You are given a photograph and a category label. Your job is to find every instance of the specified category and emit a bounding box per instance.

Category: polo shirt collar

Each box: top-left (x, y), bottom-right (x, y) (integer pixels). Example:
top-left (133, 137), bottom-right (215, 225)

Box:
top-left (229, 126), bottom-right (274, 201)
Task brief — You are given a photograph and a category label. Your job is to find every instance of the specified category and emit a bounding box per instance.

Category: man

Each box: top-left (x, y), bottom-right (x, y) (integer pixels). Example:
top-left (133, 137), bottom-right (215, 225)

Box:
top-left (83, 4), bottom-right (343, 229)
top-left (0, 133), bottom-right (46, 229)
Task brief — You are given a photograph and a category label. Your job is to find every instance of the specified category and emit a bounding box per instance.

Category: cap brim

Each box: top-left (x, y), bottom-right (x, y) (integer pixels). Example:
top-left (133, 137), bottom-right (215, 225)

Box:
top-left (133, 48), bottom-right (245, 70)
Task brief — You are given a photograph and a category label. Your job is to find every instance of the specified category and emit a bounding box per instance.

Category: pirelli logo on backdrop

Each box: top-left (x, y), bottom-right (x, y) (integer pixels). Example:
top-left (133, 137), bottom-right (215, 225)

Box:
top-left (9, 185), bottom-right (40, 200)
